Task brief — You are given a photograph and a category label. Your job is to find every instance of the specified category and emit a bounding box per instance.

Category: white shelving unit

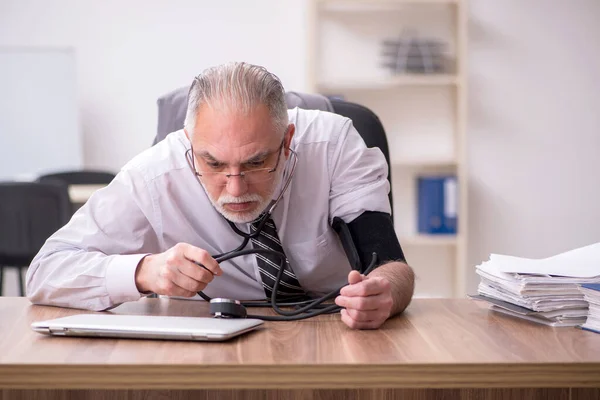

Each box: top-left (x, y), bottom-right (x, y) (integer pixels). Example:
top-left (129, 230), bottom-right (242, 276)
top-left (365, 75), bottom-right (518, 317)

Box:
top-left (317, 74), bottom-right (459, 90)
top-left (307, 0), bottom-right (468, 298)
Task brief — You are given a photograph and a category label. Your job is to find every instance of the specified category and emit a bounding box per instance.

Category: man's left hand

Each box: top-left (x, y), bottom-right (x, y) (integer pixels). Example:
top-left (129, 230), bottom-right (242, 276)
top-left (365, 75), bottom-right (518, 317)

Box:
top-left (334, 270), bottom-right (393, 329)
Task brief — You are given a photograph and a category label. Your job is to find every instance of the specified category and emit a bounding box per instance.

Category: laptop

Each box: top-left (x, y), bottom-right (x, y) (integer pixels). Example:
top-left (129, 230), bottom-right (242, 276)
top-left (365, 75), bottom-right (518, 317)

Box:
top-left (31, 314), bottom-right (264, 342)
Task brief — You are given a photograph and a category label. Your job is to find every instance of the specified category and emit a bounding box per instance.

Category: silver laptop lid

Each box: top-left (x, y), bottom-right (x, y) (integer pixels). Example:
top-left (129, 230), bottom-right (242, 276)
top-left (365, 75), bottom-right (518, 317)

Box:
top-left (31, 314), bottom-right (263, 341)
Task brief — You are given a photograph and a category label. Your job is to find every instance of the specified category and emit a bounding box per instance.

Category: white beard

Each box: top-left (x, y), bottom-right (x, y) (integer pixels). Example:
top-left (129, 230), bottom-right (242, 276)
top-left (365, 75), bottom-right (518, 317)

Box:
top-left (214, 192), bottom-right (270, 223)
top-left (204, 167), bottom-right (284, 224)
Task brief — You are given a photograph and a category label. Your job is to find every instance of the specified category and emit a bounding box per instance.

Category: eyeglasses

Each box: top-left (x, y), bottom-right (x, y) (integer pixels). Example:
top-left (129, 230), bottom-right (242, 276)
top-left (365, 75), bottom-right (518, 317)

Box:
top-left (186, 140), bottom-right (285, 187)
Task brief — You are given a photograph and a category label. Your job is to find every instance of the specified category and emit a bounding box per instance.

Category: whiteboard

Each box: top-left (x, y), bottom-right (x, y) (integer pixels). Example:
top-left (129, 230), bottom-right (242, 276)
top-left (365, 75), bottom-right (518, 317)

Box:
top-left (0, 48), bottom-right (82, 181)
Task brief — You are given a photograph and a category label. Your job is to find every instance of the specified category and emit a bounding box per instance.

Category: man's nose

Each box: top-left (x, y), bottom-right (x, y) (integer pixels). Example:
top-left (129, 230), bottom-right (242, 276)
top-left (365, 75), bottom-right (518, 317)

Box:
top-left (225, 174), bottom-right (248, 197)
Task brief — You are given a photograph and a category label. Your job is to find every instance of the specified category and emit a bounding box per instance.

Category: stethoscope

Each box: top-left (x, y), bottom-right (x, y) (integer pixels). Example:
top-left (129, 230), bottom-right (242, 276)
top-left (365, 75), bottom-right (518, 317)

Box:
top-left (185, 146), bottom-right (378, 321)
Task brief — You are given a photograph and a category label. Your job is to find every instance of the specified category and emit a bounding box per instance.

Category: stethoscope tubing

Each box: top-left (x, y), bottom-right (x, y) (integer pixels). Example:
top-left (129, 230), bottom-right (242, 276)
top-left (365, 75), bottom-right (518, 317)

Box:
top-left (190, 147), bottom-right (378, 321)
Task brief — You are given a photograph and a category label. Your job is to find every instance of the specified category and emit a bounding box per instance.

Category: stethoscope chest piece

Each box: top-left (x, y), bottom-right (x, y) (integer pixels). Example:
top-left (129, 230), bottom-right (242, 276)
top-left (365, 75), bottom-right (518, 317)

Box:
top-left (210, 298), bottom-right (247, 318)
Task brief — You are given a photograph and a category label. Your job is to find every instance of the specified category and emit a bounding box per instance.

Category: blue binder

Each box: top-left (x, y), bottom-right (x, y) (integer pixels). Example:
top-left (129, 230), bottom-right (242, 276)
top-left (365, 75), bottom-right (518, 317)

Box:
top-left (581, 284), bottom-right (600, 291)
top-left (417, 176), bottom-right (458, 234)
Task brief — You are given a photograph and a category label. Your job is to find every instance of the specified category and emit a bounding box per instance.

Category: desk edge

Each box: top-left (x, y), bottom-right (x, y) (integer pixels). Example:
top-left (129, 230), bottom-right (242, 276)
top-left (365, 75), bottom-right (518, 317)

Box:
top-left (1, 363), bottom-right (599, 389)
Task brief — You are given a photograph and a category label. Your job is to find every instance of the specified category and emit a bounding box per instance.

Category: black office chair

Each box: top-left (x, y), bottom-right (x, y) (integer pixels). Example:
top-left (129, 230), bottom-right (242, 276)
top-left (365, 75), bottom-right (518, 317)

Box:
top-left (154, 88), bottom-right (393, 215)
top-left (37, 170), bottom-right (116, 185)
top-left (37, 170), bottom-right (116, 214)
top-left (0, 182), bottom-right (72, 296)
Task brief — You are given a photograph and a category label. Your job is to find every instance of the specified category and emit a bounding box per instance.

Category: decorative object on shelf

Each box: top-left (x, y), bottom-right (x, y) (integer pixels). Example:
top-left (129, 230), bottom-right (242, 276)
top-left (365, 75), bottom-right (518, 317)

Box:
top-left (417, 175), bottom-right (457, 234)
top-left (381, 30), bottom-right (449, 74)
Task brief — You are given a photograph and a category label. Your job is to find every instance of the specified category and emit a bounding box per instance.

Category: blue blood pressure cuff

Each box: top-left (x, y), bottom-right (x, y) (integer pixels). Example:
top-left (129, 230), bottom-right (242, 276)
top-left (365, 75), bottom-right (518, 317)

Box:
top-left (333, 211), bottom-right (406, 274)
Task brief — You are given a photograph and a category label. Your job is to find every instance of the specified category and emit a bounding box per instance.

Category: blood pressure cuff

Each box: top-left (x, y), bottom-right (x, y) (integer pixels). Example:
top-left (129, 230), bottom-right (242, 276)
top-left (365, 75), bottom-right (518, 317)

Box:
top-left (333, 211), bottom-right (406, 273)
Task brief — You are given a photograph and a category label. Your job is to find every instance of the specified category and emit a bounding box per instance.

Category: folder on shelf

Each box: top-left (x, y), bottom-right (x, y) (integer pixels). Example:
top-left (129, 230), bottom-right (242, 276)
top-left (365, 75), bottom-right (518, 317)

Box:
top-left (417, 176), bottom-right (457, 234)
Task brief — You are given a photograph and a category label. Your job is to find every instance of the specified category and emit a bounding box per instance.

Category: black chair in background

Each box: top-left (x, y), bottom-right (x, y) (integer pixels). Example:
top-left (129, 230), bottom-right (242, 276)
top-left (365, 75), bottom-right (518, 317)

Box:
top-left (0, 182), bottom-right (72, 296)
top-left (37, 170), bottom-right (116, 214)
top-left (154, 88), bottom-right (394, 215)
top-left (37, 170), bottom-right (116, 185)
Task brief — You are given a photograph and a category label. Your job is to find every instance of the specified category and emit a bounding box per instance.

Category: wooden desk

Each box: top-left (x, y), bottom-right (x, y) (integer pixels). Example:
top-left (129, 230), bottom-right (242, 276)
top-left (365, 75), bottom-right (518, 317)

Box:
top-left (1, 298), bottom-right (599, 400)
top-left (68, 184), bottom-right (105, 204)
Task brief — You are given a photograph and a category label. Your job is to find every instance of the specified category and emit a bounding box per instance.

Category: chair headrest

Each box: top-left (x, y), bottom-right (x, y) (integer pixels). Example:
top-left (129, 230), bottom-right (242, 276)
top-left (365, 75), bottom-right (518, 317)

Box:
top-left (284, 91), bottom-right (334, 113)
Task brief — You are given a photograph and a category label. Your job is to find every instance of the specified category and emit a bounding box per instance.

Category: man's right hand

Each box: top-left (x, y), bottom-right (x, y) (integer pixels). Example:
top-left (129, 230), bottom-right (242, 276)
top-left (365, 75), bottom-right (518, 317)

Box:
top-left (134, 243), bottom-right (222, 297)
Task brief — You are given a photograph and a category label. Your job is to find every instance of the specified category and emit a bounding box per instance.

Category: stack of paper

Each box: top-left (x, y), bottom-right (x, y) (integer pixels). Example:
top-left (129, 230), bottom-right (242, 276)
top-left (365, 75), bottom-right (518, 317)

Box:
top-left (474, 242), bottom-right (600, 327)
top-left (580, 284), bottom-right (600, 334)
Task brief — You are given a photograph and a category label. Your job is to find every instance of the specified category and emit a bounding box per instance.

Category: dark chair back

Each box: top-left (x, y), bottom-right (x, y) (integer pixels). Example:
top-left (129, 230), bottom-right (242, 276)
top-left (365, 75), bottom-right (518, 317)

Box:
top-left (37, 170), bottom-right (116, 185)
top-left (0, 182), bottom-right (72, 295)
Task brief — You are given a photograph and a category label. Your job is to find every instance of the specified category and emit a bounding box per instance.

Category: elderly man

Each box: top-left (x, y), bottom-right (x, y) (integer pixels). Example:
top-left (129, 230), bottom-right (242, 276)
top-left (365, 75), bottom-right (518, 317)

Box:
top-left (27, 62), bottom-right (414, 329)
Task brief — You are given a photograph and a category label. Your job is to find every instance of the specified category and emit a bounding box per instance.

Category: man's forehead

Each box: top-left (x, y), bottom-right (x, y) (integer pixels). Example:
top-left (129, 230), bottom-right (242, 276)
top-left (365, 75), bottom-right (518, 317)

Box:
top-left (192, 117), bottom-right (280, 145)
top-left (194, 104), bottom-right (277, 134)
top-left (193, 138), bottom-right (274, 162)
top-left (189, 104), bottom-right (285, 160)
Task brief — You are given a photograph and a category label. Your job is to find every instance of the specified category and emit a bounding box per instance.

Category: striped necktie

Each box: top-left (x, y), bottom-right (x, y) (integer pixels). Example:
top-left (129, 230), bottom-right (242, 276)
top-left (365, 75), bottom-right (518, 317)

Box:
top-left (250, 216), bottom-right (305, 299)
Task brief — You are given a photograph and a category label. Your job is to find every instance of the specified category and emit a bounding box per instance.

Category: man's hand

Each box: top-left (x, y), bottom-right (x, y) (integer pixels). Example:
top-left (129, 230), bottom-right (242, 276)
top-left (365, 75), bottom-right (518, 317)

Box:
top-left (135, 243), bottom-right (222, 297)
top-left (335, 270), bottom-right (393, 330)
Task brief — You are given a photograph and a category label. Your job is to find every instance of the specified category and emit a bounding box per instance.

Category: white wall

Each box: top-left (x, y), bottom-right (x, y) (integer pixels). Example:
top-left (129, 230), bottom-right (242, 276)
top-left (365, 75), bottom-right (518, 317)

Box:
top-left (467, 0), bottom-right (600, 292)
top-left (2, 0), bottom-right (600, 297)
top-left (0, 0), bottom-right (309, 172)
top-left (0, 48), bottom-right (81, 180)
top-left (0, 0), bottom-right (308, 296)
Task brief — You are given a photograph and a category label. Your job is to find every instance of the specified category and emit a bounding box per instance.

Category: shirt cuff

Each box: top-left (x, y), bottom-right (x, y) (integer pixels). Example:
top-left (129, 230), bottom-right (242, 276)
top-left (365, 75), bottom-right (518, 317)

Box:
top-left (105, 253), bottom-right (149, 304)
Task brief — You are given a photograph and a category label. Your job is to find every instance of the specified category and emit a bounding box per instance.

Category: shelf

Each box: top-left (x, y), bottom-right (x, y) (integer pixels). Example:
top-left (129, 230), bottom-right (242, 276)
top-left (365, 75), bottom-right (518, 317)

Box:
top-left (320, 0), bottom-right (459, 13)
top-left (317, 74), bottom-right (458, 91)
top-left (68, 184), bottom-right (105, 203)
top-left (391, 157), bottom-right (458, 168)
top-left (400, 234), bottom-right (458, 246)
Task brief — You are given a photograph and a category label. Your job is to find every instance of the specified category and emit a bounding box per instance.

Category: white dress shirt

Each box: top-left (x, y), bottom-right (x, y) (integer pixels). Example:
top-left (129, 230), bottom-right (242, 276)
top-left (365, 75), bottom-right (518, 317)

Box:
top-left (26, 108), bottom-right (391, 311)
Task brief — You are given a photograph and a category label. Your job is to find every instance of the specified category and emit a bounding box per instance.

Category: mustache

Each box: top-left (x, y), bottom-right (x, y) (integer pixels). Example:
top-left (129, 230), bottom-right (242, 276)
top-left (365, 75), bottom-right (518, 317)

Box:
top-left (217, 193), bottom-right (263, 206)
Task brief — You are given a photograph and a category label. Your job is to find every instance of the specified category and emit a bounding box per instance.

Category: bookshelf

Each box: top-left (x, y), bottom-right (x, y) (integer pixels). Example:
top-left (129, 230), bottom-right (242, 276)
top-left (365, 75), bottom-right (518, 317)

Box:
top-left (307, 0), bottom-right (468, 297)
top-left (317, 74), bottom-right (459, 90)
top-left (320, 0), bottom-right (460, 13)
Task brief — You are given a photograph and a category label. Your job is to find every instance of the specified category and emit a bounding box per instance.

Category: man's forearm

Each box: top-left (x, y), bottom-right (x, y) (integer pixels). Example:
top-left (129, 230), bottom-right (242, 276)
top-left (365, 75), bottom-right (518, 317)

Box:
top-left (368, 261), bottom-right (415, 316)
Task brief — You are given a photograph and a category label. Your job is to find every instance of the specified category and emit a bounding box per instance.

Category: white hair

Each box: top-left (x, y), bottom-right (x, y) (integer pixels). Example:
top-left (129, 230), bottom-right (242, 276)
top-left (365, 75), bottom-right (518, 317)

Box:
top-left (184, 62), bottom-right (288, 136)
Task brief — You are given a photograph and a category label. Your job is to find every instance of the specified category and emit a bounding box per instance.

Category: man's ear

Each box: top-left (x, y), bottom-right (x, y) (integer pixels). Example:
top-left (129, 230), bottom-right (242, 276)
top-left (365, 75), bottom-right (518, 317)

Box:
top-left (284, 124), bottom-right (295, 157)
top-left (184, 128), bottom-right (191, 141)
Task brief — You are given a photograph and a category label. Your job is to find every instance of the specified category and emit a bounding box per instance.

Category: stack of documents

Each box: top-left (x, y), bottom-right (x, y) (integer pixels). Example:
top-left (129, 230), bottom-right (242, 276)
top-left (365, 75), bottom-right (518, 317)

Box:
top-left (474, 243), bottom-right (600, 327)
top-left (580, 284), bottom-right (600, 334)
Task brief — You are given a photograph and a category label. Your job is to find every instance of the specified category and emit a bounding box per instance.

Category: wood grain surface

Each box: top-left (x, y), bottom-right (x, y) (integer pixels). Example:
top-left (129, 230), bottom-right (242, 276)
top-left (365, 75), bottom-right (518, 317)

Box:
top-left (1, 297), bottom-right (599, 390)
top-left (2, 388), bottom-right (600, 400)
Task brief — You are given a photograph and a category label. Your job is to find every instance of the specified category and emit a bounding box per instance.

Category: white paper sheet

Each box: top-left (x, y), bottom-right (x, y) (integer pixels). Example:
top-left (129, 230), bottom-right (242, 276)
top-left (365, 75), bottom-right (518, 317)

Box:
top-left (490, 242), bottom-right (600, 278)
